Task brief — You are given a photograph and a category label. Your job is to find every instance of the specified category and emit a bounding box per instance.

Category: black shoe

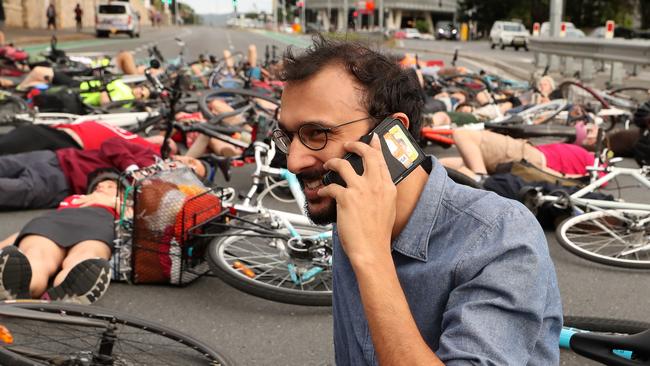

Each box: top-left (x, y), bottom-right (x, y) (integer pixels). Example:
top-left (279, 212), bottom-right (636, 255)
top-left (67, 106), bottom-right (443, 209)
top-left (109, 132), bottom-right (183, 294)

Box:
top-left (0, 246), bottom-right (32, 301)
top-left (44, 258), bottom-right (111, 305)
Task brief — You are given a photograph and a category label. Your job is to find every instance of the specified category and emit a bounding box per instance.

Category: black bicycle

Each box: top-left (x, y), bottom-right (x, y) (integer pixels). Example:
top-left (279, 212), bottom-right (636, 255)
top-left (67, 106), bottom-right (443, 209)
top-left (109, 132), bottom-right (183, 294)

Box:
top-left (0, 300), bottom-right (231, 365)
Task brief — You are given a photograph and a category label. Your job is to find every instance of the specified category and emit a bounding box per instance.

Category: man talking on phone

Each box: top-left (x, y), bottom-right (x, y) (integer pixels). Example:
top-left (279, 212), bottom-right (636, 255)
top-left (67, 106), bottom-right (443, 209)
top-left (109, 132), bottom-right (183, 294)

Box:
top-left (274, 36), bottom-right (562, 365)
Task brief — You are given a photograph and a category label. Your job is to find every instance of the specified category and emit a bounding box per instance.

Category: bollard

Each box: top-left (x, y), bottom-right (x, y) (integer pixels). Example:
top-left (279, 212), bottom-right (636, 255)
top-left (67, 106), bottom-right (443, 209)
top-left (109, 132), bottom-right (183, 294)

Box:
top-left (536, 52), bottom-right (547, 68)
top-left (632, 64), bottom-right (638, 76)
top-left (549, 54), bottom-right (560, 71)
top-left (610, 61), bottom-right (624, 86)
top-left (581, 59), bottom-right (594, 82)
top-left (563, 56), bottom-right (576, 77)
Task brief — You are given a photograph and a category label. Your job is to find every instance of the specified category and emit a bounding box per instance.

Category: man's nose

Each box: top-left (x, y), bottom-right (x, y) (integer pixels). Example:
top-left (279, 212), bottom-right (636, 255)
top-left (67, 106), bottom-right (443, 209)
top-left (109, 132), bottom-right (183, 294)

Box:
top-left (286, 138), bottom-right (319, 174)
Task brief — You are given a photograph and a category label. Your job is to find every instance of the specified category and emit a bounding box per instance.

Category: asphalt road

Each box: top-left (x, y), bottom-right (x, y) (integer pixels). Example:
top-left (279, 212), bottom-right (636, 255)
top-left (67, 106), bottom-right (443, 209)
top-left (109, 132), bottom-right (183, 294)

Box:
top-left (1, 26), bottom-right (649, 365)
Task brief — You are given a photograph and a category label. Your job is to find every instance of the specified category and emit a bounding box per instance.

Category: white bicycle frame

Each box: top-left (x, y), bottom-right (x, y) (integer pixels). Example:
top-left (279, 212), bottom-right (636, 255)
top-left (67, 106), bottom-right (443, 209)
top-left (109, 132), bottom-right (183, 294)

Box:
top-left (538, 165), bottom-right (650, 212)
top-left (223, 141), bottom-right (315, 229)
top-left (12, 111), bottom-right (159, 128)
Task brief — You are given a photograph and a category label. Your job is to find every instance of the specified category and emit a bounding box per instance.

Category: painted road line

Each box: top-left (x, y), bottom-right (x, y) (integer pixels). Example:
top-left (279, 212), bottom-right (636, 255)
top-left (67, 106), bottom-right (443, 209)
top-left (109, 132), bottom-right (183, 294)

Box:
top-left (22, 28), bottom-right (193, 54)
top-left (226, 30), bottom-right (234, 50)
top-left (251, 30), bottom-right (311, 48)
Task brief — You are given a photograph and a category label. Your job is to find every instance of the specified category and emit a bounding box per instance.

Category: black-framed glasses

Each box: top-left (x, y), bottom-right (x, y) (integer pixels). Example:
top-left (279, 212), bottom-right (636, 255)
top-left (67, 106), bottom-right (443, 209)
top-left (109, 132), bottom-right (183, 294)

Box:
top-left (272, 116), bottom-right (372, 154)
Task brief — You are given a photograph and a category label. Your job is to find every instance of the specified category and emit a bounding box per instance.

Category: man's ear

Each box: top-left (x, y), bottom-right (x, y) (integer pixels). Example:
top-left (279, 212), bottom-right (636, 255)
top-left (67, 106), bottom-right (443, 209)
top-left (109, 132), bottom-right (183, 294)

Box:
top-left (391, 113), bottom-right (410, 130)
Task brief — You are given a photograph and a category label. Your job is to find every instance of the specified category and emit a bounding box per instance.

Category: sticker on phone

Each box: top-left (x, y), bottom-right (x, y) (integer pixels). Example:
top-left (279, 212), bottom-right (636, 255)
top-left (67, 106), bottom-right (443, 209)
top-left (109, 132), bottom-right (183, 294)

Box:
top-left (383, 125), bottom-right (419, 168)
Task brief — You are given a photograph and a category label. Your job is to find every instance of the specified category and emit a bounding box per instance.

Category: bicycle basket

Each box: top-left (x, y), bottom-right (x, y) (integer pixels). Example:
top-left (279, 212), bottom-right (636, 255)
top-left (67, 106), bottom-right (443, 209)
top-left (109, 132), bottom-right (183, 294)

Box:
top-left (114, 165), bottom-right (225, 285)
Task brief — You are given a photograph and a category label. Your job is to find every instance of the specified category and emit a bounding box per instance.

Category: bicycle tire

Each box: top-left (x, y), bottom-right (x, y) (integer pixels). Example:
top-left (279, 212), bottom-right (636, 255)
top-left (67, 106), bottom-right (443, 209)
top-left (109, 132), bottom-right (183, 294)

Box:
top-left (445, 167), bottom-right (481, 189)
top-left (198, 88), bottom-right (280, 122)
top-left (556, 209), bottom-right (650, 269)
top-left (0, 301), bottom-right (231, 365)
top-left (0, 93), bottom-right (30, 126)
top-left (207, 219), bottom-right (332, 306)
top-left (564, 316), bottom-right (650, 334)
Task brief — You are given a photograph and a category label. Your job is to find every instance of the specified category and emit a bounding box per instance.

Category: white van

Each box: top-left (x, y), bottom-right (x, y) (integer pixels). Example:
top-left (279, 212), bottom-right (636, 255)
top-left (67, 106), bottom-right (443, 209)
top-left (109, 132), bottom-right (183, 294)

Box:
top-left (489, 21), bottom-right (530, 51)
top-left (96, 1), bottom-right (141, 38)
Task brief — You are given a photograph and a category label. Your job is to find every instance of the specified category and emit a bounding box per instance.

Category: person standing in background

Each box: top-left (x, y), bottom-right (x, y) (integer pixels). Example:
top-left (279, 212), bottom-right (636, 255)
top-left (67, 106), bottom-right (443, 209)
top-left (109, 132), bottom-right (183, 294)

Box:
top-left (46, 2), bottom-right (56, 30)
top-left (74, 3), bottom-right (83, 32)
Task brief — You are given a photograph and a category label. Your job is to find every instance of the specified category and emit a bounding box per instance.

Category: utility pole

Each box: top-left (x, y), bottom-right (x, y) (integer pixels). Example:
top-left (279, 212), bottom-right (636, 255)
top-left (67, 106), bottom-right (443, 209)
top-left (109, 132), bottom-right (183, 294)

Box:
top-left (378, 0), bottom-right (383, 33)
top-left (326, 0), bottom-right (331, 32)
top-left (343, 0), bottom-right (348, 33)
top-left (174, 0), bottom-right (179, 25)
top-left (548, 0), bottom-right (563, 71)
top-left (549, 0), bottom-right (563, 36)
top-left (302, 0), bottom-right (306, 33)
top-left (273, 0), bottom-right (278, 30)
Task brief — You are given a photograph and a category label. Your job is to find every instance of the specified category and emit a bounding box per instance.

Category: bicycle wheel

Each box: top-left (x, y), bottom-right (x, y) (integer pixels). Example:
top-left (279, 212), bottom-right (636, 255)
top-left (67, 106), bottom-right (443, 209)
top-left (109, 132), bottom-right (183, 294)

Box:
top-left (556, 209), bottom-right (650, 269)
top-left (207, 216), bottom-right (332, 306)
top-left (564, 316), bottom-right (650, 334)
top-left (0, 301), bottom-right (231, 365)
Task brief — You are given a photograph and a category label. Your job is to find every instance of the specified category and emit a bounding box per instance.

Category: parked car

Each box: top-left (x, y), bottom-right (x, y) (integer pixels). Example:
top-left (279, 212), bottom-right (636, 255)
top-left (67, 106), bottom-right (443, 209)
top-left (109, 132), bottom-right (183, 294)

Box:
top-left (95, 1), bottom-right (140, 38)
top-left (390, 29), bottom-right (406, 39)
top-left (540, 22), bottom-right (585, 38)
top-left (436, 21), bottom-right (458, 40)
top-left (404, 28), bottom-right (423, 39)
top-left (489, 21), bottom-right (529, 50)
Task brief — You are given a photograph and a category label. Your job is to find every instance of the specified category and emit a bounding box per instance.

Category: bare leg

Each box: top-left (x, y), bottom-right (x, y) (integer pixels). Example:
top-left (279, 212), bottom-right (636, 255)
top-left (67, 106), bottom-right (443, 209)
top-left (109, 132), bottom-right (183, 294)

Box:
top-left (0, 31), bottom-right (5, 47)
top-left (0, 233), bottom-right (18, 248)
top-left (223, 50), bottom-right (235, 75)
top-left (208, 99), bottom-right (244, 125)
top-left (452, 129), bottom-right (488, 175)
top-left (185, 134), bottom-right (209, 158)
top-left (17, 235), bottom-right (66, 298)
top-left (17, 66), bottom-right (54, 90)
top-left (208, 138), bottom-right (241, 157)
top-left (115, 51), bottom-right (139, 75)
top-left (247, 44), bottom-right (257, 68)
top-left (439, 157), bottom-right (477, 180)
top-left (53, 240), bottom-right (111, 287)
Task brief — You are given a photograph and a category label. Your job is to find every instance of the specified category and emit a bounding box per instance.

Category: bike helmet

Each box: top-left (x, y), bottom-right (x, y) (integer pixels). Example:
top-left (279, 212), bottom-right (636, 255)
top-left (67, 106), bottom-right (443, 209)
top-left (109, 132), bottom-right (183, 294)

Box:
top-left (633, 101), bottom-right (650, 130)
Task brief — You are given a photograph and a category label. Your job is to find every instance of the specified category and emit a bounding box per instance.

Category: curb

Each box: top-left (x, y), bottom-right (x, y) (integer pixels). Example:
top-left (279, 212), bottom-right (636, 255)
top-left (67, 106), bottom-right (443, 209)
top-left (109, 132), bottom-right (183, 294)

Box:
top-left (7, 33), bottom-right (95, 46)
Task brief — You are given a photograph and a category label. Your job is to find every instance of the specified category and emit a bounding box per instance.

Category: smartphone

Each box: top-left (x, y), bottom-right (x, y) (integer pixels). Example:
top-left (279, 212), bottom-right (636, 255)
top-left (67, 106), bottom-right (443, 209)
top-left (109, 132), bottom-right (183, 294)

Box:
top-left (322, 117), bottom-right (426, 187)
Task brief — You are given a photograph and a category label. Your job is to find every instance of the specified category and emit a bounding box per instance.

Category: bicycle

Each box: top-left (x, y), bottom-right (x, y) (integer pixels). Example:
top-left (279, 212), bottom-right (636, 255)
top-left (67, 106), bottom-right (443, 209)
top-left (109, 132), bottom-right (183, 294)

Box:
top-left (0, 300), bottom-right (231, 365)
top-left (171, 87), bottom-right (334, 306)
top-left (519, 129), bottom-right (650, 268)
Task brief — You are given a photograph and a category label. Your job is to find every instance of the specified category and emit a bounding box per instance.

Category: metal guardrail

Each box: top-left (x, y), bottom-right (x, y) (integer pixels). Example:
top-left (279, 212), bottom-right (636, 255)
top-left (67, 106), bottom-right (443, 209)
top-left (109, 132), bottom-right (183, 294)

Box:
top-left (529, 37), bottom-right (650, 85)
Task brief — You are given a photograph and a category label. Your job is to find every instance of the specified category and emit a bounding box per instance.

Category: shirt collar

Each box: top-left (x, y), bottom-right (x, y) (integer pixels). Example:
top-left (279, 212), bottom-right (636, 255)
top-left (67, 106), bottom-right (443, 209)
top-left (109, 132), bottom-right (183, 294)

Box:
top-left (391, 156), bottom-right (446, 262)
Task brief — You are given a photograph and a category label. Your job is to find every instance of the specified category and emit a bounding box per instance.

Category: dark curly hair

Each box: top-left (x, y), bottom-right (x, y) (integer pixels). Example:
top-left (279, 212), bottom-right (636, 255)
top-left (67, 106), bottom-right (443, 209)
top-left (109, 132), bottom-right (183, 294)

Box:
top-left (280, 35), bottom-right (424, 139)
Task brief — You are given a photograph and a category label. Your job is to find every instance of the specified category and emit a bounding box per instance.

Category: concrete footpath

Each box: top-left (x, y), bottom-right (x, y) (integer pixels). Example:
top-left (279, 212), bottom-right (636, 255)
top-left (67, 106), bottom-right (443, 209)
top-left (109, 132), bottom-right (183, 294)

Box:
top-left (3, 27), bottom-right (95, 46)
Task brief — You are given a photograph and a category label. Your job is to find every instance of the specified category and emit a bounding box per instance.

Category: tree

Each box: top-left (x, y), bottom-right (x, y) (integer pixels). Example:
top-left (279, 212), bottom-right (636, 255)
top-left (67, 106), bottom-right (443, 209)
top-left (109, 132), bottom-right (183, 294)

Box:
top-left (641, 0), bottom-right (650, 29)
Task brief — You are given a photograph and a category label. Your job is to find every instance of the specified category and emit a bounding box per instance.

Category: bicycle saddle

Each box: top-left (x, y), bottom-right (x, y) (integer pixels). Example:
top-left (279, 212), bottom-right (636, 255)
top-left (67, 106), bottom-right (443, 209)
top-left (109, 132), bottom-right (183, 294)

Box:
top-left (571, 329), bottom-right (650, 366)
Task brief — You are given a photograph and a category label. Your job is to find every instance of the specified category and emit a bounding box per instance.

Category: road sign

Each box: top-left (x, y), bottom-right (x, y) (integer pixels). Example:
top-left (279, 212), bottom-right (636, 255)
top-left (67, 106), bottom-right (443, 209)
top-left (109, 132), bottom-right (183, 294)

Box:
top-left (605, 20), bottom-right (615, 39)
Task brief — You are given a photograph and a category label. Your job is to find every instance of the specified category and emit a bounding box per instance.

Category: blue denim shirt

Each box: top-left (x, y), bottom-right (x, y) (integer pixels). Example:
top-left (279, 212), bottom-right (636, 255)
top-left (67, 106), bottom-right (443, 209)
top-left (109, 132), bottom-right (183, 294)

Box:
top-left (333, 157), bottom-right (563, 365)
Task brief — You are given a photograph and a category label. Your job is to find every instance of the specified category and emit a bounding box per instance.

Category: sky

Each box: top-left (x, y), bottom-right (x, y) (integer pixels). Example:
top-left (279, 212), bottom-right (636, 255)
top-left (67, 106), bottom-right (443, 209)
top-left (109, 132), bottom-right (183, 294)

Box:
top-left (180, 0), bottom-right (273, 14)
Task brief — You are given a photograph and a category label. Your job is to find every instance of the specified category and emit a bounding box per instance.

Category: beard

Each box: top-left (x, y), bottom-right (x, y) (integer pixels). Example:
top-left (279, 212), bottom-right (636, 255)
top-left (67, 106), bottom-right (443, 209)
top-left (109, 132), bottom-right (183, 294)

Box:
top-left (297, 167), bottom-right (337, 225)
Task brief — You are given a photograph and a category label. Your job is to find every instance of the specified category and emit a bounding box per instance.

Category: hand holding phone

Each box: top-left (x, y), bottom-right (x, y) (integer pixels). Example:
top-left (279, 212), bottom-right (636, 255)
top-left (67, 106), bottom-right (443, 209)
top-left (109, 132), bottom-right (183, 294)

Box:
top-left (322, 117), bottom-right (426, 187)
